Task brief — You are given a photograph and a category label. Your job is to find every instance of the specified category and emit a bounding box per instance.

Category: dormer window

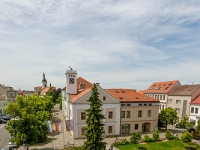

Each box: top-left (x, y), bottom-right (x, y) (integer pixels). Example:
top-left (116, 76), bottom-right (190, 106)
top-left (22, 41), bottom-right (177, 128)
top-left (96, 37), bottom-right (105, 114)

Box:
top-left (80, 82), bottom-right (85, 89)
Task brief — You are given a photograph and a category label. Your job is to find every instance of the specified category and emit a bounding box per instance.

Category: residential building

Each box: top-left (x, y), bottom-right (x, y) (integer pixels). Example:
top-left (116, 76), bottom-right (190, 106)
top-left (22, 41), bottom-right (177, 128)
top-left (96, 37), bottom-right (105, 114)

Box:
top-left (106, 89), bottom-right (159, 134)
top-left (190, 95), bottom-right (200, 126)
top-left (167, 84), bottom-right (200, 120)
top-left (0, 94), bottom-right (8, 116)
top-left (62, 69), bottom-right (121, 139)
top-left (0, 84), bottom-right (17, 102)
top-left (143, 80), bottom-right (181, 111)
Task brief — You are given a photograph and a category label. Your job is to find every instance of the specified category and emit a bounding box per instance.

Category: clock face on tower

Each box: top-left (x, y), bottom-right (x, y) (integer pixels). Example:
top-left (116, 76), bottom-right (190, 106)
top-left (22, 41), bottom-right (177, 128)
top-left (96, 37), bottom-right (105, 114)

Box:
top-left (69, 78), bottom-right (74, 84)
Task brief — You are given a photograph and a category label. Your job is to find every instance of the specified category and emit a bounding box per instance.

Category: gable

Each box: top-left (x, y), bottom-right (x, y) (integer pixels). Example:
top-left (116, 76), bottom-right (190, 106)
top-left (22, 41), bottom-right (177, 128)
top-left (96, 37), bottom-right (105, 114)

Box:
top-left (73, 86), bottom-right (120, 104)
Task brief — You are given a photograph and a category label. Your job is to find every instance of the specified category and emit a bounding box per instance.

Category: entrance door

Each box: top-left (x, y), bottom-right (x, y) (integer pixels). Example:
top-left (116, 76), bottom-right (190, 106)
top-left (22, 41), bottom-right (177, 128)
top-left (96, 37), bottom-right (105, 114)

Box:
top-left (121, 124), bottom-right (130, 134)
top-left (142, 123), bottom-right (150, 132)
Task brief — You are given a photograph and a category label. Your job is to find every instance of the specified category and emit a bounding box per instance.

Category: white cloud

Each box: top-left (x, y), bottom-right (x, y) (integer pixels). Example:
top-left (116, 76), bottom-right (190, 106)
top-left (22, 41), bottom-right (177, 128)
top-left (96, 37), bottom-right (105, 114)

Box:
top-left (0, 0), bottom-right (200, 91)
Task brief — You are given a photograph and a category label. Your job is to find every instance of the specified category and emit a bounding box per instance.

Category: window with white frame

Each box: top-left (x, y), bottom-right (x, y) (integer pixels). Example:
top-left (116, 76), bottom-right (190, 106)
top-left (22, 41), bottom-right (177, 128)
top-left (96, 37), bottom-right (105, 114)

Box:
top-left (191, 107), bottom-right (194, 113)
top-left (81, 112), bottom-right (86, 120)
top-left (168, 99), bottom-right (172, 103)
top-left (175, 108), bottom-right (180, 113)
top-left (108, 111), bottom-right (113, 119)
top-left (195, 108), bottom-right (199, 114)
top-left (121, 111), bottom-right (125, 118)
top-left (176, 100), bottom-right (181, 104)
top-left (108, 126), bottom-right (112, 133)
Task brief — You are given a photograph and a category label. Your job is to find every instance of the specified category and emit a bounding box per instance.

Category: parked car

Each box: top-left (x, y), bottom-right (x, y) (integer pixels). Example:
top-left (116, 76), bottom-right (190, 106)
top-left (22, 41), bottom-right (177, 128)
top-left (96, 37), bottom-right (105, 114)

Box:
top-left (0, 119), bottom-right (7, 124)
top-left (2, 116), bottom-right (10, 121)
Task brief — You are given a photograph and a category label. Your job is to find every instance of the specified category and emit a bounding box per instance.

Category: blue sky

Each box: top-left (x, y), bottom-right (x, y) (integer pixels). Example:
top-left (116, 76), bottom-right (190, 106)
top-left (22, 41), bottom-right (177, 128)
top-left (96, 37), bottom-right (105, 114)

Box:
top-left (0, 0), bottom-right (200, 91)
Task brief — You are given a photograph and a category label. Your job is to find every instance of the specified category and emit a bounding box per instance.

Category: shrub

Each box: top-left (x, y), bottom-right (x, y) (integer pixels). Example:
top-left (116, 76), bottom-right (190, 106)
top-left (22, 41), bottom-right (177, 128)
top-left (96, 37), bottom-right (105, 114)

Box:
top-left (122, 139), bottom-right (129, 145)
top-left (181, 131), bottom-right (193, 143)
top-left (112, 138), bottom-right (129, 146)
top-left (153, 130), bottom-right (160, 141)
top-left (130, 132), bottom-right (141, 144)
top-left (165, 130), bottom-right (173, 140)
top-left (142, 135), bottom-right (155, 142)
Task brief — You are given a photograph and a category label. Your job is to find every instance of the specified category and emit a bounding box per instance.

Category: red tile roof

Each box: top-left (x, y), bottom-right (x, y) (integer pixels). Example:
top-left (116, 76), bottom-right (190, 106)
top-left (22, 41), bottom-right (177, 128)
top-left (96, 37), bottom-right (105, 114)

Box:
top-left (144, 80), bottom-right (180, 93)
top-left (70, 88), bottom-right (91, 102)
top-left (77, 77), bottom-right (93, 90)
top-left (191, 95), bottom-right (200, 104)
top-left (105, 89), bottom-right (159, 103)
top-left (40, 87), bottom-right (56, 96)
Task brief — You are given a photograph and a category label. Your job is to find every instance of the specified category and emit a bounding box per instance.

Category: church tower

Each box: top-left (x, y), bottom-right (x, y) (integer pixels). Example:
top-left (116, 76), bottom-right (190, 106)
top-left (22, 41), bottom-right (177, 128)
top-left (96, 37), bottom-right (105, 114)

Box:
top-left (42, 73), bottom-right (47, 90)
top-left (65, 67), bottom-right (77, 94)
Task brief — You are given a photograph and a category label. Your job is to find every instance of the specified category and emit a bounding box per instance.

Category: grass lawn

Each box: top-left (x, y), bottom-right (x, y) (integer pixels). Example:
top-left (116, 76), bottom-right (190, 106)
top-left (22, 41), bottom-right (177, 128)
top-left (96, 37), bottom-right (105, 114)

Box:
top-left (115, 140), bottom-right (200, 150)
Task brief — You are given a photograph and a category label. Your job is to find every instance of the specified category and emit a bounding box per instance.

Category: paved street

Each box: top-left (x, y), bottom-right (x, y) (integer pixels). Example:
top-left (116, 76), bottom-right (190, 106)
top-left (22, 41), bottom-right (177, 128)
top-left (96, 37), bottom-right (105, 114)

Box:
top-left (0, 123), bottom-right (10, 149)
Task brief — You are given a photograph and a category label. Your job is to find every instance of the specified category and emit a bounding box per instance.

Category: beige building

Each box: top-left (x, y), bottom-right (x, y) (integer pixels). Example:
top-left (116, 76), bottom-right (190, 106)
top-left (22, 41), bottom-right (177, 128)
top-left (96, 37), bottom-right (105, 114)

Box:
top-left (0, 84), bottom-right (17, 102)
top-left (142, 80), bottom-right (181, 111)
top-left (106, 89), bottom-right (160, 134)
top-left (167, 84), bottom-right (200, 120)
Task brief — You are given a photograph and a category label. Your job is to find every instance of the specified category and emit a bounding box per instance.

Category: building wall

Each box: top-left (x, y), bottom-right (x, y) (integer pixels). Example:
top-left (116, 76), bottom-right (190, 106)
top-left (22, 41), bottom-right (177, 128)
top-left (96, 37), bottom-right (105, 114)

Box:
top-left (0, 99), bottom-right (8, 115)
top-left (189, 104), bottom-right (200, 126)
top-left (120, 103), bottom-right (159, 134)
top-left (167, 95), bottom-right (191, 119)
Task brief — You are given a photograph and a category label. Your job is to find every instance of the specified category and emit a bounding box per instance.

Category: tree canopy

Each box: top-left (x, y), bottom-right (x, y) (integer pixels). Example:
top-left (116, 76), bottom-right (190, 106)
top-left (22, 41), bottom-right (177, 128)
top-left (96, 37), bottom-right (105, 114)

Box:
top-left (4, 95), bottom-right (54, 146)
top-left (158, 107), bottom-right (178, 128)
top-left (83, 83), bottom-right (106, 150)
top-left (45, 88), bottom-right (56, 103)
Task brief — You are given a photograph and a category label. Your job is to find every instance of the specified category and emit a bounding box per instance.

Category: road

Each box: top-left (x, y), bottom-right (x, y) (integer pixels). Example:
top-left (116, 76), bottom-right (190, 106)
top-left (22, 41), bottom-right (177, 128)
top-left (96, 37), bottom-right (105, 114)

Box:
top-left (0, 123), bottom-right (10, 149)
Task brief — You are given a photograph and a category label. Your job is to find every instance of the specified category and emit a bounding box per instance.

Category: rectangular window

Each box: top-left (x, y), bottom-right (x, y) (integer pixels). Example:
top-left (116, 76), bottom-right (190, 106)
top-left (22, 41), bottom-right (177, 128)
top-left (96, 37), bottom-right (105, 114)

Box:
top-left (168, 99), bottom-right (172, 103)
top-left (138, 110), bottom-right (142, 117)
top-left (126, 111), bottom-right (131, 118)
top-left (121, 111), bottom-right (125, 118)
top-left (176, 100), bottom-right (181, 104)
top-left (108, 126), bottom-right (112, 133)
top-left (148, 110), bottom-right (152, 117)
top-left (144, 104), bottom-right (147, 106)
top-left (148, 103), bottom-right (152, 106)
top-left (103, 96), bottom-right (106, 101)
top-left (195, 108), bottom-right (199, 114)
top-left (157, 95), bottom-right (159, 100)
top-left (81, 112), bottom-right (86, 120)
top-left (135, 124), bottom-right (138, 130)
top-left (175, 108), bottom-right (180, 113)
top-left (163, 95), bottom-right (165, 100)
top-left (191, 107), bottom-right (194, 113)
top-left (121, 104), bottom-right (126, 106)
top-left (127, 104), bottom-right (131, 106)
top-left (108, 111), bottom-right (113, 119)
top-left (160, 95), bottom-right (162, 100)
top-left (139, 104), bottom-right (142, 106)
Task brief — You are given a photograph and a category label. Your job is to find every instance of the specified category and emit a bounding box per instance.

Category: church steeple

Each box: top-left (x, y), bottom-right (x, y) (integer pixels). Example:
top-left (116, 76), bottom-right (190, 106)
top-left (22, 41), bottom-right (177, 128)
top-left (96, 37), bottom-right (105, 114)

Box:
top-left (42, 72), bottom-right (47, 89)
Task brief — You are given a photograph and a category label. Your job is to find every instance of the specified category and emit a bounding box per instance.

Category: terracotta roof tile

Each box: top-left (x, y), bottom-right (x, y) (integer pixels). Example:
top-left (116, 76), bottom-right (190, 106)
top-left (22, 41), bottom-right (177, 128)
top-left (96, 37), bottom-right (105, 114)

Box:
top-left (191, 95), bottom-right (200, 104)
top-left (105, 89), bottom-right (159, 103)
top-left (70, 88), bottom-right (91, 102)
top-left (40, 87), bottom-right (56, 96)
top-left (77, 77), bottom-right (93, 90)
top-left (168, 84), bottom-right (200, 96)
top-left (144, 80), bottom-right (180, 93)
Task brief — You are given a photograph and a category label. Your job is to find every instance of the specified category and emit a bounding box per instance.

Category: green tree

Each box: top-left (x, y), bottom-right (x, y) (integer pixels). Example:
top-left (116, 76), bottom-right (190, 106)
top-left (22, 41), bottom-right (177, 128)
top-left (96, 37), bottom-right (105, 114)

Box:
top-left (83, 84), bottom-right (106, 150)
top-left (4, 95), bottom-right (54, 146)
top-left (159, 107), bottom-right (178, 129)
top-left (195, 119), bottom-right (200, 136)
top-left (178, 116), bottom-right (194, 130)
top-left (57, 93), bottom-right (62, 110)
top-left (45, 88), bottom-right (56, 103)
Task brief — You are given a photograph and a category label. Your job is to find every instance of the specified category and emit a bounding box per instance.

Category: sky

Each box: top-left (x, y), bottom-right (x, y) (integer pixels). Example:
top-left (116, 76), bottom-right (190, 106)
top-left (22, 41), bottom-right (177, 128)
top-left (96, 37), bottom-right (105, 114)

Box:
top-left (0, 0), bottom-right (200, 91)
